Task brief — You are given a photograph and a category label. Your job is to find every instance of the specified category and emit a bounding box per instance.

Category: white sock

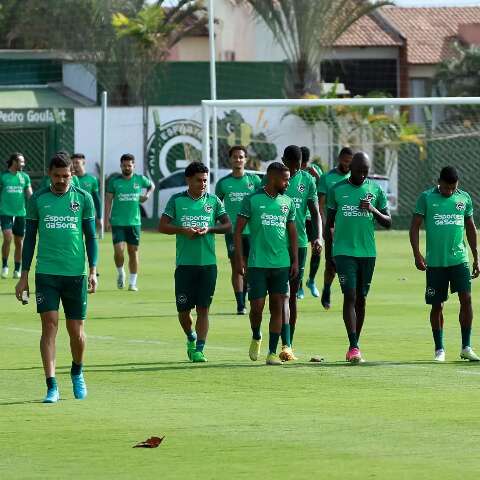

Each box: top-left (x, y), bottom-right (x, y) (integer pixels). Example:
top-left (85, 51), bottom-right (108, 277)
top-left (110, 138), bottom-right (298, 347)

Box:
top-left (129, 273), bottom-right (137, 286)
top-left (117, 267), bottom-right (125, 276)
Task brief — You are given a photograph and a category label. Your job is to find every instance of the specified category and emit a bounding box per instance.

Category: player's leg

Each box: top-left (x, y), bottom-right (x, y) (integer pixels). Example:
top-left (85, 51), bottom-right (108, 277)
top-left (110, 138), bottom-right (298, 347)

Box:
top-left (1, 216), bottom-right (13, 278)
top-left (175, 265), bottom-right (197, 360)
top-left (321, 243), bottom-right (336, 309)
top-left (248, 267), bottom-right (266, 361)
top-left (305, 219), bottom-right (320, 297)
top-left (126, 226), bottom-right (140, 291)
top-left (63, 275), bottom-right (88, 398)
top-left (191, 265), bottom-right (217, 362)
top-left (226, 233), bottom-right (245, 314)
top-left (426, 267), bottom-right (448, 361)
top-left (112, 226), bottom-right (126, 289)
top-left (355, 257), bottom-right (375, 342)
top-left (12, 217), bottom-right (25, 278)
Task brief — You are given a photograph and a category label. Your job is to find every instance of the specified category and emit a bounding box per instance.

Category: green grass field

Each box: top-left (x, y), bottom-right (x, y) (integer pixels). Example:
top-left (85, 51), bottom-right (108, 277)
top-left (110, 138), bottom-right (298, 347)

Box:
top-left (1, 231), bottom-right (479, 479)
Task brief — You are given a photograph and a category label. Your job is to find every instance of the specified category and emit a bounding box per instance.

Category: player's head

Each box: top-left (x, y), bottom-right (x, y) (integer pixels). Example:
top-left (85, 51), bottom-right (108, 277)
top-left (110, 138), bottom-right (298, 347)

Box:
top-left (49, 153), bottom-right (72, 194)
top-left (349, 152), bottom-right (370, 186)
top-left (120, 153), bottom-right (135, 177)
top-left (438, 166), bottom-right (459, 197)
top-left (7, 152), bottom-right (25, 171)
top-left (337, 147), bottom-right (353, 174)
top-left (71, 153), bottom-right (86, 176)
top-left (282, 145), bottom-right (302, 173)
top-left (266, 161), bottom-right (290, 195)
top-left (229, 146), bottom-right (247, 171)
top-left (185, 162), bottom-right (209, 197)
top-left (300, 146), bottom-right (310, 168)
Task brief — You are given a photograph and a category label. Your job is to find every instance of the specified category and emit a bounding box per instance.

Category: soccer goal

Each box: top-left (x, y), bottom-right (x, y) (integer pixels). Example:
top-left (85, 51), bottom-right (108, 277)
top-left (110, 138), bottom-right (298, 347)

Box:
top-left (201, 96), bottom-right (480, 228)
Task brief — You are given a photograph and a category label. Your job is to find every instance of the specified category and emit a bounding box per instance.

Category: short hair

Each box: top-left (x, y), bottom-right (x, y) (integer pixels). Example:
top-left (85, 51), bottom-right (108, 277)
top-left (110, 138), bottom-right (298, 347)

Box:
top-left (185, 162), bottom-right (209, 177)
top-left (439, 166), bottom-right (459, 184)
top-left (282, 145), bottom-right (302, 163)
top-left (267, 161), bottom-right (289, 175)
top-left (300, 146), bottom-right (310, 164)
top-left (7, 152), bottom-right (23, 168)
top-left (339, 147), bottom-right (353, 157)
top-left (71, 153), bottom-right (85, 161)
top-left (229, 145), bottom-right (247, 158)
top-left (49, 152), bottom-right (72, 170)
top-left (120, 153), bottom-right (135, 163)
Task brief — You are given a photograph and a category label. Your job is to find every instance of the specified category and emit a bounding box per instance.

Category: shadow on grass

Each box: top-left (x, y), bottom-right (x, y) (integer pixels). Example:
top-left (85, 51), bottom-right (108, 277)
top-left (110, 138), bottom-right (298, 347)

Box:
top-left (0, 399), bottom-right (45, 406)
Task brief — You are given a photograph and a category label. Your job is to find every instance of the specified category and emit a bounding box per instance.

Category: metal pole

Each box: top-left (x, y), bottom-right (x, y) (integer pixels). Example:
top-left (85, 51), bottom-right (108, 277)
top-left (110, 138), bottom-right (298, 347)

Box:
top-left (207, 0), bottom-right (219, 187)
top-left (100, 91), bottom-right (107, 240)
top-left (202, 102), bottom-right (211, 192)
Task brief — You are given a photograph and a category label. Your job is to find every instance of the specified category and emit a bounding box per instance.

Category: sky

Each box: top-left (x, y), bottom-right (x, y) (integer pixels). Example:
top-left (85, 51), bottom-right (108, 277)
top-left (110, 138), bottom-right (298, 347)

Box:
top-left (392, 0), bottom-right (480, 5)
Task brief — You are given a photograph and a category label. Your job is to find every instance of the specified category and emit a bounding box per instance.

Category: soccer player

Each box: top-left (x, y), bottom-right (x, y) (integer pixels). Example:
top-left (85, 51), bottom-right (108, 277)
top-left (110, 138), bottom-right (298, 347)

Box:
top-left (0, 152), bottom-right (33, 279)
top-left (279, 145), bottom-right (321, 361)
top-left (72, 153), bottom-right (102, 229)
top-left (215, 146), bottom-right (261, 314)
top-left (159, 162), bottom-right (231, 363)
top-left (235, 162), bottom-right (298, 365)
top-left (105, 153), bottom-right (154, 291)
top-left (410, 166), bottom-right (480, 362)
top-left (325, 152), bottom-right (391, 363)
top-left (15, 153), bottom-right (98, 403)
top-left (298, 146), bottom-right (323, 299)
top-left (39, 151), bottom-right (81, 189)
top-left (318, 147), bottom-right (353, 309)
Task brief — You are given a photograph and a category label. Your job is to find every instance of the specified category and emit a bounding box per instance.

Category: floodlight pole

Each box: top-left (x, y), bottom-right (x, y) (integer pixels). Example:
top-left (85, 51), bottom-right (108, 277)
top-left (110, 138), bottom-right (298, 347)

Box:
top-left (100, 90), bottom-right (107, 240)
top-left (207, 0), bottom-right (218, 190)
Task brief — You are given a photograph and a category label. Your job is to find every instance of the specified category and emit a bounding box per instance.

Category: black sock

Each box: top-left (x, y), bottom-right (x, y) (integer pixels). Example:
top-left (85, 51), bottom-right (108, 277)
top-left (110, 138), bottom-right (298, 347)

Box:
top-left (14, 261), bottom-right (20, 272)
top-left (235, 292), bottom-right (244, 310)
top-left (71, 361), bottom-right (83, 376)
top-left (309, 254), bottom-right (320, 281)
top-left (1, 258), bottom-right (7, 268)
top-left (46, 377), bottom-right (57, 389)
top-left (348, 332), bottom-right (358, 349)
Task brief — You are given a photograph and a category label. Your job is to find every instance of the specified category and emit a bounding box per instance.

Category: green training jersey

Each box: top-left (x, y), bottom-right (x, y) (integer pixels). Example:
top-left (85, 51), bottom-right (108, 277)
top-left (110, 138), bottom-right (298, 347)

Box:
top-left (26, 186), bottom-right (95, 276)
top-left (0, 171), bottom-right (31, 216)
top-left (163, 191), bottom-right (226, 266)
top-left (39, 175), bottom-right (80, 189)
top-left (239, 188), bottom-right (296, 268)
top-left (327, 179), bottom-right (388, 258)
top-left (284, 170), bottom-right (317, 248)
top-left (107, 174), bottom-right (151, 226)
top-left (415, 187), bottom-right (473, 267)
top-left (318, 168), bottom-right (350, 213)
top-left (215, 172), bottom-right (261, 234)
top-left (76, 173), bottom-right (99, 195)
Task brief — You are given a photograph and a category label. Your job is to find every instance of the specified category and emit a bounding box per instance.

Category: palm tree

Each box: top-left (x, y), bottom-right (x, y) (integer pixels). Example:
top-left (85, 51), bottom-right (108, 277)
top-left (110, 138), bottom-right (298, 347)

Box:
top-left (246, 0), bottom-right (392, 97)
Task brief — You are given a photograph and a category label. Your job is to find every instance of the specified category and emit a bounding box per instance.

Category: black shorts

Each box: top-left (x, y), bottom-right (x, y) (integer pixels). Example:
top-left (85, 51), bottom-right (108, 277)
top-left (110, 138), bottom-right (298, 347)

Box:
top-left (425, 263), bottom-right (471, 304)
top-left (0, 215), bottom-right (25, 237)
top-left (225, 233), bottom-right (250, 260)
top-left (334, 256), bottom-right (376, 297)
top-left (175, 265), bottom-right (217, 312)
top-left (112, 226), bottom-right (140, 246)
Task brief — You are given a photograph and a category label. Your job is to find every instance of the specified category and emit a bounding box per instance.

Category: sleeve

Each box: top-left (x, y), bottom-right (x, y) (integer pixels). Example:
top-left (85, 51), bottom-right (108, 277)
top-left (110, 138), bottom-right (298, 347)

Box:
top-left (214, 179), bottom-right (224, 200)
top-left (239, 194), bottom-right (251, 218)
top-left (21, 219), bottom-right (38, 271)
top-left (106, 177), bottom-right (115, 194)
top-left (287, 199), bottom-right (296, 222)
top-left (414, 192), bottom-right (427, 216)
top-left (163, 195), bottom-right (176, 219)
top-left (91, 190), bottom-right (101, 219)
top-left (307, 175), bottom-right (318, 203)
top-left (92, 177), bottom-right (99, 193)
top-left (24, 174), bottom-right (31, 189)
top-left (215, 195), bottom-right (226, 219)
top-left (260, 175), bottom-right (267, 187)
top-left (326, 185), bottom-right (337, 211)
top-left (142, 175), bottom-right (152, 188)
top-left (318, 174), bottom-right (327, 195)
top-left (26, 194), bottom-right (39, 220)
top-left (376, 185), bottom-right (388, 212)
top-left (82, 193), bottom-right (96, 219)
top-left (465, 193), bottom-right (473, 217)
top-left (253, 174), bottom-right (262, 188)
top-left (82, 218), bottom-right (98, 268)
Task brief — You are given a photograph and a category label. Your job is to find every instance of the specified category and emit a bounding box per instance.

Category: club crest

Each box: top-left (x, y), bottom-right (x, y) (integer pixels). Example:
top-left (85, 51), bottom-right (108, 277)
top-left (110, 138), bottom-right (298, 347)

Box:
top-left (70, 201), bottom-right (80, 213)
top-left (456, 202), bottom-right (465, 211)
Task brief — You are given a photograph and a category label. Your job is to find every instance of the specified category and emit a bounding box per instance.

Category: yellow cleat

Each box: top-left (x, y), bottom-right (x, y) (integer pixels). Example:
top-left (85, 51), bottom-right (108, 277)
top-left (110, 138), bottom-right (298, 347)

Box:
top-left (279, 345), bottom-right (298, 361)
top-left (266, 352), bottom-right (283, 365)
top-left (249, 338), bottom-right (262, 361)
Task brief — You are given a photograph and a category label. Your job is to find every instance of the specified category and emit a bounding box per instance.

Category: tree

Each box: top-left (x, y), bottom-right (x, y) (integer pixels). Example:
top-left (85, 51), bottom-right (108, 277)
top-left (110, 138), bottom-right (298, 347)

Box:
top-left (245, 0), bottom-right (392, 97)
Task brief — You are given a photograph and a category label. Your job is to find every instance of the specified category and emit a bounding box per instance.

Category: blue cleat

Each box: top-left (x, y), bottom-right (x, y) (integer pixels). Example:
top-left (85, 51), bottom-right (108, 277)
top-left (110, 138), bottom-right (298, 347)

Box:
top-left (296, 287), bottom-right (305, 299)
top-left (71, 373), bottom-right (88, 400)
top-left (306, 278), bottom-right (320, 297)
top-left (43, 387), bottom-right (60, 403)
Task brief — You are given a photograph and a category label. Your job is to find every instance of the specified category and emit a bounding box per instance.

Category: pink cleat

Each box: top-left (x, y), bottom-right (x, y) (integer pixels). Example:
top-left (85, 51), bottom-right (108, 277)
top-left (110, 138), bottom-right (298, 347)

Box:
top-left (346, 347), bottom-right (362, 364)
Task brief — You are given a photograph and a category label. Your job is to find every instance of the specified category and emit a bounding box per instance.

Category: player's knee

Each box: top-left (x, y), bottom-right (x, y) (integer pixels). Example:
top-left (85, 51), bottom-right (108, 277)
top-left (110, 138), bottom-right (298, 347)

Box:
top-left (2, 230), bottom-right (13, 242)
top-left (344, 289), bottom-right (356, 303)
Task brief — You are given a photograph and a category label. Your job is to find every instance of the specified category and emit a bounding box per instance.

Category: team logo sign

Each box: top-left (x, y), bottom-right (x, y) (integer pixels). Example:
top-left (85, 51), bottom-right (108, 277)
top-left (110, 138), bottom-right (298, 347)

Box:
top-left (456, 202), bottom-right (466, 211)
top-left (177, 294), bottom-right (187, 305)
top-left (281, 204), bottom-right (289, 214)
top-left (363, 193), bottom-right (374, 202)
top-left (204, 204), bottom-right (213, 213)
top-left (248, 182), bottom-right (255, 190)
top-left (36, 292), bottom-right (45, 305)
top-left (426, 287), bottom-right (435, 297)
top-left (338, 275), bottom-right (346, 285)
top-left (70, 201), bottom-right (80, 213)
top-left (134, 183), bottom-right (140, 189)
top-left (298, 183), bottom-right (305, 193)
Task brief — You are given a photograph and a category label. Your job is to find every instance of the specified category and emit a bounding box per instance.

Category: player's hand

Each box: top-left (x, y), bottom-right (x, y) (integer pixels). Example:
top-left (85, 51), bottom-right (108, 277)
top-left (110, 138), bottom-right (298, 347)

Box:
top-left (194, 227), bottom-right (209, 236)
top-left (15, 277), bottom-right (29, 302)
top-left (105, 220), bottom-right (111, 232)
top-left (139, 194), bottom-right (149, 203)
top-left (359, 199), bottom-right (374, 212)
top-left (414, 253), bottom-right (427, 271)
top-left (88, 272), bottom-right (98, 293)
top-left (235, 257), bottom-right (245, 277)
top-left (472, 260), bottom-right (480, 279)
top-left (290, 261), bottom-right (299, 280)
top-left (311, 239), bottom-right (322, 255)
top-left (95, 218), bottom-right (102, 232)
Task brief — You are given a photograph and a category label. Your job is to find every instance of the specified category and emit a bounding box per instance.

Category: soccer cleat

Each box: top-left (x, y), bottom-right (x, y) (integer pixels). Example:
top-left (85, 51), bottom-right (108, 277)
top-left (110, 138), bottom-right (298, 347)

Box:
top-left (279, 345), bottom-right (298, 361)
top-left (296, 287), bottom-right (305, 300)
top-left (321, 287), bottom-right (331, 310)
top-left (1, 267), bottom-right (8, 279)
top-left (128, 284), bottom-right (138, 292)
top-left (71, 373), bottom-right (87, 399)
top-left (266, 353), bottom-right (283, 365)
top-left (43, 387), bottom-right (60, 403)
top-left (13, 270), bottom-right (21, 279)
top-left (434, 349), bottom-right (446, 362)
top-left (460, 346), bottom-right (480, 361)
top-left (187, 340), bottom-right (196, 361)
top-left (346, 347), bottom-right (362, 364)
top-left (237, 307), bottom-right (247, 315)
top-left (249, 338), bottom-right (262, 361)
top-left (192, 351), bottom-right (207, 363)
top-left (306, 278), bottom-right (320, 297)
top-left (117, 272), bottom-right (125, 289)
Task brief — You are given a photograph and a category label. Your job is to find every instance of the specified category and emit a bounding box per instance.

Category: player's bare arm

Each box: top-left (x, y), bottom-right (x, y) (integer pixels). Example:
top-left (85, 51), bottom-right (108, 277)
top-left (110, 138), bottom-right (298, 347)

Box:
top-left (409, 213), bottom-right (426, 271)
top-left (465, 215), bottom-right (479, 278)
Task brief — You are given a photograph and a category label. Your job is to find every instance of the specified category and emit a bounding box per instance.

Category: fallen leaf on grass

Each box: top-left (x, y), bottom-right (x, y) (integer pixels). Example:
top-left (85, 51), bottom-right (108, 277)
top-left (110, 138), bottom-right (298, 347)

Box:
top-left (133, 436), bottom-right (165, 448)
top-left (310, 355), bottom-right (325, 363)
